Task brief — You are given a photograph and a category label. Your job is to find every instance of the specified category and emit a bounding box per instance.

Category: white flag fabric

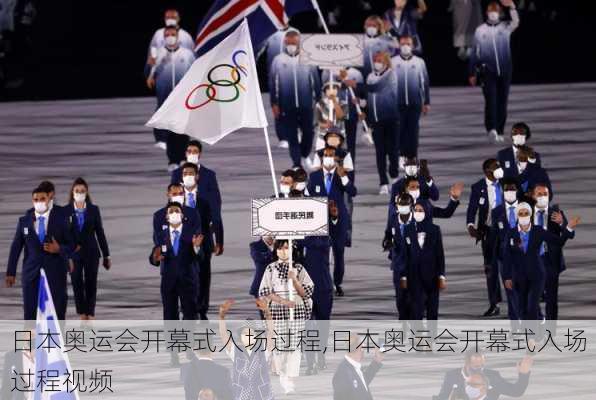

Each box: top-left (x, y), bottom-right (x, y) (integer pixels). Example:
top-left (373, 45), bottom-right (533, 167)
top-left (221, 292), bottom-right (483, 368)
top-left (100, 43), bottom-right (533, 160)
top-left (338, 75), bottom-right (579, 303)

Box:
top-left (34, 269), bottom-right (79, 400)
top-left (146, 19), bottom-right (268, 145)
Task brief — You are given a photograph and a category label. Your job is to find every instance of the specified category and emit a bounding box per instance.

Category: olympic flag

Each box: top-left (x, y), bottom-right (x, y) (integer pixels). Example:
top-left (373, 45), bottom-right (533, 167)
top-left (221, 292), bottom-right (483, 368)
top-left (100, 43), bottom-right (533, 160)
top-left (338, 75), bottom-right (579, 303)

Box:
top-left (146, 19), bottom-right (267, 145)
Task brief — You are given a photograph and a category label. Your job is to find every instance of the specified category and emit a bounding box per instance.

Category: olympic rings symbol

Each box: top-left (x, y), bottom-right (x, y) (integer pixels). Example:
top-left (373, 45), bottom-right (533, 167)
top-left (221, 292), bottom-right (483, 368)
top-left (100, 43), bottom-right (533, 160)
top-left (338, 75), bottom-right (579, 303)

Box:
top-left (185, 50), bottom-right (249, 110)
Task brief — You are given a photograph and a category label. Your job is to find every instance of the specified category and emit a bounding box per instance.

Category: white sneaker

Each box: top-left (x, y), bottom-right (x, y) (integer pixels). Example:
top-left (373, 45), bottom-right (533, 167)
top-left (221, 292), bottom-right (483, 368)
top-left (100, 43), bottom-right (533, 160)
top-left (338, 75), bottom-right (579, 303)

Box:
top-left (488, 129), bottom-right (499, 143)
top-left (278, 140), bottom-right (289, 149)
top-left (379, 184), bottom-right (389, 195)
top-left (398, 156), bottom-right (406, 171)
top-left (495, 133), bottom-right (505, 142)
top-left (154, 142), bottom-right (167, 151)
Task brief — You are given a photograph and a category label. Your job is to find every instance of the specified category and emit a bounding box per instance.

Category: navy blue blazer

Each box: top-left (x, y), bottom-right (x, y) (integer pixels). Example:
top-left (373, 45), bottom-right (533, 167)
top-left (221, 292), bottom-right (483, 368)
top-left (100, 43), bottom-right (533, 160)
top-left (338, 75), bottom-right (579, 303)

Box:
top-left (249, 239), bottom-right (273, 297)
top-left (537, 206), bottom-right (569, 273)
top-left (497, 146), bottom-right (541, 177)
top-left (153, 206), bottom-right (201, 247)
top-left (390, 176), bottom-right (439, 204)
top-left (192, 196), bottom-right (224, 253)
top-left (150, 223), bottom-right (200, 290)
top-left (7, 207), bottom-right (74, 283)
top-left (65, 203), bottom-right (109, 261)
top-left (466, 178), bottom-right (503, 231)
top-left (404, 222), bottom-right (445, 286)
top-left (388, 216), bottom-right (413, 278)
top-left (171, 164), bottom-right (222, 216)
top-left (502, 225), bottom-right (574, 281)
top-left (517, 163), bottom-right (552, 200)
top-left (307, 169), bottom-right (357, 230)
top-left (303, 236), bottom-right (333, 293)
top-left (491, 202), bottom-right (520, 260)
top-left (332, 359), bottom-right (382, 400)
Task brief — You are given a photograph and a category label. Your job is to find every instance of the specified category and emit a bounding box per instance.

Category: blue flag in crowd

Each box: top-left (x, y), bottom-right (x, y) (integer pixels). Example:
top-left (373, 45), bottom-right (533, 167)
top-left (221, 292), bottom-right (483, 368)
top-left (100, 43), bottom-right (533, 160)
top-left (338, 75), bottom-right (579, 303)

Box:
top-left (34, 269), bottom-right (79, 400)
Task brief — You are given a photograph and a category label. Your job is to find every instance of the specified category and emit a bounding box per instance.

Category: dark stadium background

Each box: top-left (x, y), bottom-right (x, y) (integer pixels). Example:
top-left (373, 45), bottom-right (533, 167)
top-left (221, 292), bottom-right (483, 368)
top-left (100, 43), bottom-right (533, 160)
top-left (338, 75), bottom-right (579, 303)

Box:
top-left (0, 0), bottom-right (593, 101)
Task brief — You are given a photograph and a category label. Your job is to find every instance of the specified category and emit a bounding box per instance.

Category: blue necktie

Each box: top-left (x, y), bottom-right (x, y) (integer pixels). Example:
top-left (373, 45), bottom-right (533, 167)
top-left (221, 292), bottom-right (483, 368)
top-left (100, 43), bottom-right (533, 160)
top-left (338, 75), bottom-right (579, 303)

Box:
top-left (537, 210), bottom-right (545, 229)
top-left (172, 230), bottom-right (180, 256)
top-left (188, 193), bottom-right (196, 208)
top-left (325, 173), bottom-right (333, 194)
top-left (399, 223), bottom-right (405, 237)
top-left (508, 206), bottom-right (516, 228)
top-left (75, 209), bottom-right (85, 232)
top-left (520, 231), bottom-right (529, 253)
top-left (493, 182), bottom-right (503, 207)
top-left (38, 216), bottom-right (46, 243)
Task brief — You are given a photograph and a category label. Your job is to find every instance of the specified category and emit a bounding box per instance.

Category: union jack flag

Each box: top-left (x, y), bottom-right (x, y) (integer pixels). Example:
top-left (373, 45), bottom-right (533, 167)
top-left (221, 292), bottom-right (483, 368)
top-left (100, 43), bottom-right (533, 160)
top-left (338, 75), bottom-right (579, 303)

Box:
top-left (194, 0), bottom-right (315, 56)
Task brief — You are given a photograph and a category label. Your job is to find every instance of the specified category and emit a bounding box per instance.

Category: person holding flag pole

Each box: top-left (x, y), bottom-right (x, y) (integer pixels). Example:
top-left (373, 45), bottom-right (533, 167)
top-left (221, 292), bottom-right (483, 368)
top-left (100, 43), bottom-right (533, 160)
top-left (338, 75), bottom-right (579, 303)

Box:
top-left (146, 19), bottom-right (312, 329)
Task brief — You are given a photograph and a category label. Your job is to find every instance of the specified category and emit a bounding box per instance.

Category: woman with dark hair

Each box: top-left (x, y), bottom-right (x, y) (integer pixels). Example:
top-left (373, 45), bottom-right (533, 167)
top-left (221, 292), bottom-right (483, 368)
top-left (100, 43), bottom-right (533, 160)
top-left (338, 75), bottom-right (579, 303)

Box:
top-left (66, 177), bottom-right (111, 320)
top-left (258, 240), bottom-right (314, 394)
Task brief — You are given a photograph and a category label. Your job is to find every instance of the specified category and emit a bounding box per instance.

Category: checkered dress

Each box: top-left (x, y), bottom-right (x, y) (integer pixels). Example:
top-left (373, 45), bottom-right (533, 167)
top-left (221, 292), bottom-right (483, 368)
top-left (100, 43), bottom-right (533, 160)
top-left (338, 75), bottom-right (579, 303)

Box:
top-left (258, 261), bottom-right (314, 349)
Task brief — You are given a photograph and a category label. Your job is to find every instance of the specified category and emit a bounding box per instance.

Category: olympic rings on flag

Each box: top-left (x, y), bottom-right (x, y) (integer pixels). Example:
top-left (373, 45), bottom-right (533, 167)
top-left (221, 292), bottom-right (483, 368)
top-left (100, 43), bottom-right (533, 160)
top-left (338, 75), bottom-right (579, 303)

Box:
top-left (185, 50), bottom-right (249, 110)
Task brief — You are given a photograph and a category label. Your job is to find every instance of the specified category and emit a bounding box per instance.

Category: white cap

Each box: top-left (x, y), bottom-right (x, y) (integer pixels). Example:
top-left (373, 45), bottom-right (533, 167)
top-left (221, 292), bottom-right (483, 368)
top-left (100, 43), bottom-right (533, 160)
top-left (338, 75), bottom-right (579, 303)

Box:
top-left (516, 202), bottom-right (532, 216)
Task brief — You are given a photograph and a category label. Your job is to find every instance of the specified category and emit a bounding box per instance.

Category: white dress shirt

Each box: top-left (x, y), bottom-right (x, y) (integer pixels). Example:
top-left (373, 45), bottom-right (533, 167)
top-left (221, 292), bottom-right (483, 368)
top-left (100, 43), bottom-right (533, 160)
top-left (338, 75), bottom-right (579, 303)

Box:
top-left (344, 354), bottom-right (368, 391)
top-left (184, 187), bottom-right (198, 204)
top-left (324, 168), bottom-right (350, 187)
top-left (534, 206), bottom-right (548, 230)
top-left (34, 209), bottom-right (50, 237)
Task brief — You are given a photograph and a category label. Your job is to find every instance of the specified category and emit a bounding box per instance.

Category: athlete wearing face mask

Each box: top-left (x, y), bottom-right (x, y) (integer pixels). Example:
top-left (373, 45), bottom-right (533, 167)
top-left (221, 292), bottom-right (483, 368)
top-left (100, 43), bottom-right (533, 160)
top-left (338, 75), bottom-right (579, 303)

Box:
top-left (270, 31), bottom-right (321, 168)
top-left (498, 122), bottom-right (542, 178)
top-left (502, 202), bottom-right (580, 321)
top-left (6, 187), bottom-right (74, 320)
top-left (362, 15), bottom-right (394, 78)
top-left (279, 169), bottom-right (296, 198)
top-left (391, 35), bottom-right (430, 169)
top-left (402, 202), bottom-right (446, 331)
top-left (146, 25), bottom-right (196, 169)
top-left (468, 0), bottom-right (520, 143)
top-left (366, 51), bottom-right (400, 194)
top-left (514, 145), bottom-right (552, 200)
top-left (467, 158), bottom-right (506, 317)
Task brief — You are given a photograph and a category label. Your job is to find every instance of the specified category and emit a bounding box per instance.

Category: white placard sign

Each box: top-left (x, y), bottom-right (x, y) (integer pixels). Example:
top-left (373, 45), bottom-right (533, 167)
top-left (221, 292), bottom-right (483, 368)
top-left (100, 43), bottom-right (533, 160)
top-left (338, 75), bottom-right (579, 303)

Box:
top-left (251, 197), bottom-right (329, 237)
top-left (299, 34), bottom-right (364, 67)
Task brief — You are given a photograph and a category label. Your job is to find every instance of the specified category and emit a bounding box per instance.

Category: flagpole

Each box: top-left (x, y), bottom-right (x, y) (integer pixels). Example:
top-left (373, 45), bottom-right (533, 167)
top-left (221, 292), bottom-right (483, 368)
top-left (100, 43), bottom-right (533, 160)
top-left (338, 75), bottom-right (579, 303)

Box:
top-left (263, 125), bottom-right (279, 198)
top-left (311, 0), bottom-right (372, 139)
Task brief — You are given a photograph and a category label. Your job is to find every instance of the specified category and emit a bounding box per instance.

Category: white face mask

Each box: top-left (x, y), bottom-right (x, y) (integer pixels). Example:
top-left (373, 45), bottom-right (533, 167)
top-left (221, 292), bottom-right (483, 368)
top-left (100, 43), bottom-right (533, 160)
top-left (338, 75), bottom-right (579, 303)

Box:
top-left (374, 62), bottom-right (385, 73)
top-left (168, 211), bottom-right (182, 226)
top-left (170, 195), bottom-right (185, 205)
top-left (488, 11), bottom-right (500, 23)
top-left (323, 157), bottom-right (336, 169)
top-left (413, 211), bottom-right (425, 223)
top-left (73, 192), bottom-right (86, 203)
top-left (519, 215), bottom-right (531, 226)
top-left (366, 26), bottom-right (378, 37)
top-left (279, 184), bottom-right (291, 195)
top-left (504, 190), bottom-right (517, 204)
top-left (182, 175), bottom-right (196, 189)
top-left (397, 205), bottom-right (411, 215)
top-left (536, 195), bottom-right (549, 209)
top-left (294, 182), bottom-right (306, 192)
top-left (286, 44), bottom-right (298, 56)
top-left (34, 201), bottom-right (48, 214)
top-left (518, 161), bottom-right (528, 172)
top-left (165, 18), bottom-right (177, 27)
top-left (405, 165), bottom-right (418, 177)
top-left (493, 167), bottom-right (504, 180)
top-left (512, 135), bottom-right (526, 146)
top-left (165, 36), bottom-right (178, 47)
top-left (528, 157), bottom-right (537, 164)
top-left (400, 44), bottom-right (412, 57)
top-left (186, 153), bottom-right (199, 164)
top-left (408, 189), bottom-right (420, 201)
